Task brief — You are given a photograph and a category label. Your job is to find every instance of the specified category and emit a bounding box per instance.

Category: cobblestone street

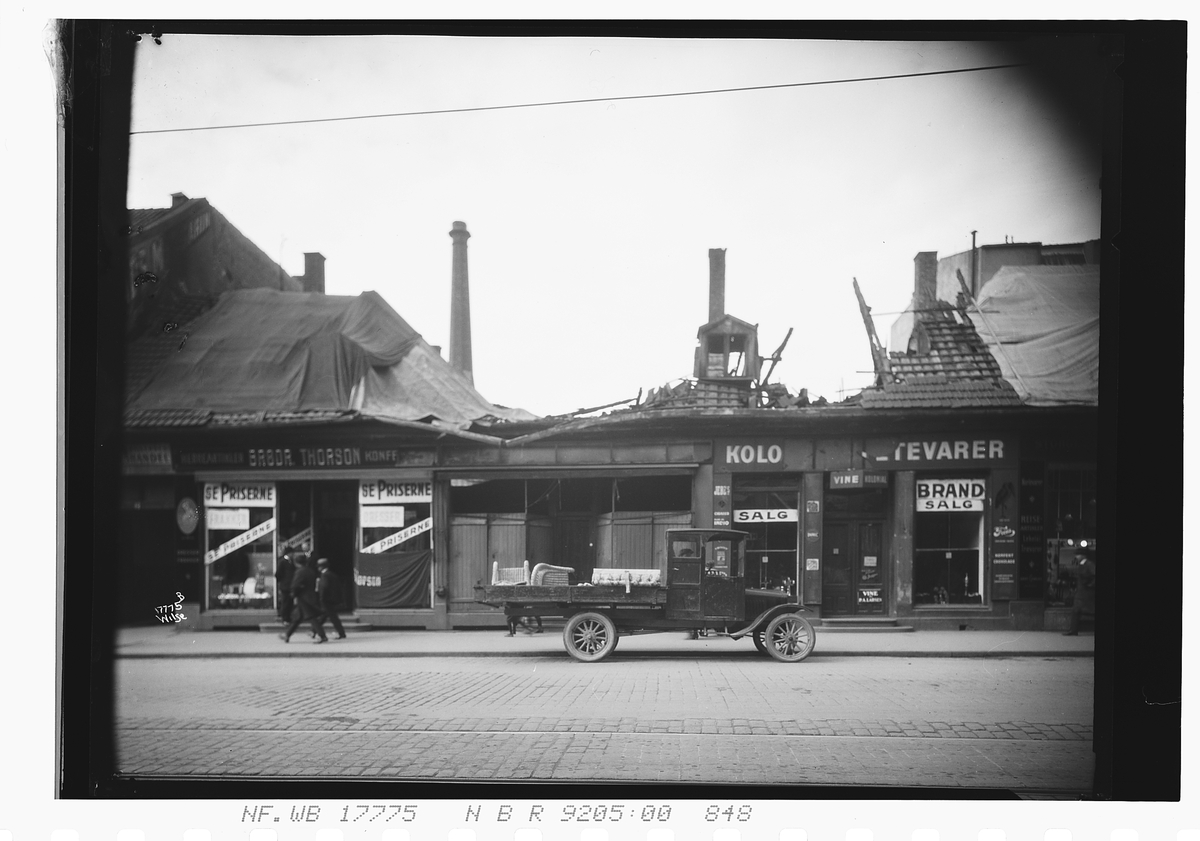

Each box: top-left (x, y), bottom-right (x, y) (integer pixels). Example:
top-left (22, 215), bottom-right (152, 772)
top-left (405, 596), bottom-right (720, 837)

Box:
top-left (114, 653), bottom-right (1094, 790)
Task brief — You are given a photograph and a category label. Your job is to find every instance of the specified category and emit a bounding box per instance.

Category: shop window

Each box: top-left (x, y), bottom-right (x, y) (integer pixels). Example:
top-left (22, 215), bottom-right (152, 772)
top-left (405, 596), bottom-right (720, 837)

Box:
top-left (203, 482), bottom-right (277, 611)
top-left (733, 487), bottom-right (799, 593)
top-left (913, 486), bottom-right (985, 606)
top-left (1044, 467), bottom-right (1097, 604)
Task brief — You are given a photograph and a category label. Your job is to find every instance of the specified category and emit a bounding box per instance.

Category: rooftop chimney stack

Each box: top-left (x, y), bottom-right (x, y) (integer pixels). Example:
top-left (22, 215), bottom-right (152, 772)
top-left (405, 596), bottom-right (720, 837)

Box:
top-left (449, 221), bottom-right (474, 384)
top-left (170, 192), bottom-right (188, 208)
top-left (302, 252), bottom-right (326, 294)
top-left (914, 251), bottom-right (938, 308)
top-left (708, 248), bottom-right (726, 323)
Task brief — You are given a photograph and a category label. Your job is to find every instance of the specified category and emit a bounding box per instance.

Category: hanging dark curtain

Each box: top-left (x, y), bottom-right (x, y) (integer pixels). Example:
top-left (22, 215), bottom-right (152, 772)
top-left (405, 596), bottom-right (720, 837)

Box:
top-left (354, 550), bottom-right (432, 608)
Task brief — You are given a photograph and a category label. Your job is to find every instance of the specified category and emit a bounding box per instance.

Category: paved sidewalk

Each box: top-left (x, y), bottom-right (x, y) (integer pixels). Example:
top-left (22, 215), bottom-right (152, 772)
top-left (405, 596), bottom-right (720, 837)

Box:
top-left (115, 625), bottom-right (1094, 659)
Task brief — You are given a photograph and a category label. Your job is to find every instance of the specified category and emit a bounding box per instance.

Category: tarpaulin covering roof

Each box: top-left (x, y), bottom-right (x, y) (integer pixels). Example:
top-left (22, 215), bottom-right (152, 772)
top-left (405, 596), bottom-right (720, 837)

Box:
top-left (126, 288), bottom-right (536, 426)
top-left (968, 264), bottom-right (1099, 406)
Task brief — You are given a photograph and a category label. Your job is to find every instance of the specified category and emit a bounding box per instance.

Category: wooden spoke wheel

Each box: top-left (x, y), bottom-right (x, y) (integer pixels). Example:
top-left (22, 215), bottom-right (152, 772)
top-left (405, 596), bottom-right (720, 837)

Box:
top-left (562, 611), bottom-right (618, 662)
top-left (763, 613), bottom-right (816, 662)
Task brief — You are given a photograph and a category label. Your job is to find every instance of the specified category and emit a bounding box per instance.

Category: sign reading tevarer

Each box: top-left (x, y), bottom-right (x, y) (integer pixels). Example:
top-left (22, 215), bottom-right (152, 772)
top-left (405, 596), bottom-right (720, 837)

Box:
top-left (915, 479), bottom-right (986, 512)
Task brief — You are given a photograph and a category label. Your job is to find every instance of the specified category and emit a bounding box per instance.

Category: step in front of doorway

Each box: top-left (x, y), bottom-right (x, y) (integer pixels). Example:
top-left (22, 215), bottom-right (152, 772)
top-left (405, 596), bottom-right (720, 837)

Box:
top-left (258, 616), bottom-right (374, 633)
top-left (816, 617), bottom-right (914, 633)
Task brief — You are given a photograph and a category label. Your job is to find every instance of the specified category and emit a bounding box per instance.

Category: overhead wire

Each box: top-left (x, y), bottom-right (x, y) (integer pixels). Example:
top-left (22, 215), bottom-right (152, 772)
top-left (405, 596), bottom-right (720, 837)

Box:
top-left (130, 62), bottom-right (1024, 136)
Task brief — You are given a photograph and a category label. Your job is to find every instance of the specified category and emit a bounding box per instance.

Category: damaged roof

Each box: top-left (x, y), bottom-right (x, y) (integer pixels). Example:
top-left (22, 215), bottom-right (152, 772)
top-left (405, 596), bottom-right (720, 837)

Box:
top-left (860, 301), bottom-right (1022, 410)
top-left (124, 287), bottom-right (536, 432)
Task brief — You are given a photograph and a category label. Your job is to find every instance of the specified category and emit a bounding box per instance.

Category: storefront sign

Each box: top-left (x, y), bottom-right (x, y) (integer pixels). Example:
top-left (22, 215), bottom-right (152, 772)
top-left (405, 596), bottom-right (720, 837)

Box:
top-left (713, 511), bottom-right (731, 528)
top-left (805, 558), bottom-right (820, 571)
top-left (867, 436), bottom-right (1015, 468)
top-left (359, 479), bottom-right (432, 504)
top-left (123, 443), bottom-right (172, 472)
top-left (179, 445), bottom-right (435, 471)
top-left (361, 505), bottom-right (406, 528)
top-left (715, 439), bottom-right (797, 471)
top-left (831, 470), bottom-right (862, 487)
top-left (858, 588), bottom-right (883, 604)
top-left (830, 470), bottom-right (888, 488)
top-left (990, 469), bottom-right (1019, 600)
top-left (863, 555), bottom-right (877, 567)
top-left (361, 517), bottom-right (432, 554)
top-left (206, 508), bottom-right (249, 530)
top-left (734, 509), bottom-right (798, 523)
top-left (723, 443), bottom-right (784, 465)
top-left (280, 527), bottom-right (313, 550)
top-left (205, 518), bottom-right (276, 564)
top-left (915, 479), bottom-right (986, 511)
top-left (203, 482), bottom-right (276, 507)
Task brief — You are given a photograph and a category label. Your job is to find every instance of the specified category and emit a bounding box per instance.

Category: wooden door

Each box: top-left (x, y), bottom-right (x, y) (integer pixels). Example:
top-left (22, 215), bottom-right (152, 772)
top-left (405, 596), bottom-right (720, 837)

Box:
top-left (821, 522), bottom-right (854, 615)
top-left (855, 521), bottom-right (885, 615)
top-left (823, 520), bottom-right (886, 616)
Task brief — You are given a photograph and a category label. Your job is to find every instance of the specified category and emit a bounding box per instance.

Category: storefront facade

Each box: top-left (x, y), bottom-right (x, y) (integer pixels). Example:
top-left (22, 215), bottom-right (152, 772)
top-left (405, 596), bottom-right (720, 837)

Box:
top-left (121, 406), bottom-right (1095, 631)
top-left (121, 428), bottom-right (446, 629)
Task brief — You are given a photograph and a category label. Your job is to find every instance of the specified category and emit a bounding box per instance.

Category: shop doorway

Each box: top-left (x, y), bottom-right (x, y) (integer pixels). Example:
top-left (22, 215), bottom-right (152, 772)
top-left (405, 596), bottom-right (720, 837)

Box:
top-left (313, 482), bottom-right (358, 610)
top-left (821, 520), bottom-right (885, 616)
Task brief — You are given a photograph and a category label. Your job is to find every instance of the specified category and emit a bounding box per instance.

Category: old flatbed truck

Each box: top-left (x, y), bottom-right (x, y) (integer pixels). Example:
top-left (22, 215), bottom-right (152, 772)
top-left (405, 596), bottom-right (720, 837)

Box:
top-left (475, 528), bottom-right (816, 663)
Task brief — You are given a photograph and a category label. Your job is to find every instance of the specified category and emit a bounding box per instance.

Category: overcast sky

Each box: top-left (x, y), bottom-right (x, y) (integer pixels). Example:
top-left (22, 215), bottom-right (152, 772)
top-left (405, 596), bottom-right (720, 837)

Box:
top-left (126, 31), bottom-right (1105, 417)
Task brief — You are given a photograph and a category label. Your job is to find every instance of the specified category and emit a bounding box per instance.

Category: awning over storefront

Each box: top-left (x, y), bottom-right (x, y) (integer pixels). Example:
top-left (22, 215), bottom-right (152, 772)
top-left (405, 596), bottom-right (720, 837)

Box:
top-left (126, 288), bottom-right (536, 427)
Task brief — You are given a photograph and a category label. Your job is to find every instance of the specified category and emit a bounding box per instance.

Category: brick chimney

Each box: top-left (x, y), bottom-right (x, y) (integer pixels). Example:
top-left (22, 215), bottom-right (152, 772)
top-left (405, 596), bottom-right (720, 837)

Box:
top-left (914, 251), bottom-right (938, 308)
top-left (708, 248), bottom-right (726, 323)
top-left (301, 252), bottom-right (326, 294)
top-left (449, 221), bottom-right (473, 383)
top-left (170, 192), bottom-right (188, 208)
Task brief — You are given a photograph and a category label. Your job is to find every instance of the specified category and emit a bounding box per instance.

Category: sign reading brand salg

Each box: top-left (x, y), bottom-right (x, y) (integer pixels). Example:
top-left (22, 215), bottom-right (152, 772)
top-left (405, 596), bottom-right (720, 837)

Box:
top-left (359, 479), bottom-right (432, 504)
top-left (734, 509), bottom-right (799, 523)
top-left (916, 479), bottom-right (986, 511)
top-left (203, 482), bottom-right (276, 507)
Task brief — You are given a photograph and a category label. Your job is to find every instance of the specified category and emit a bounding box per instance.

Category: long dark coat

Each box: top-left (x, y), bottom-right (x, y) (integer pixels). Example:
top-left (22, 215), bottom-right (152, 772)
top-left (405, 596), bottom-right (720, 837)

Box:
top-left (290, 564), bottom-right (321, 619)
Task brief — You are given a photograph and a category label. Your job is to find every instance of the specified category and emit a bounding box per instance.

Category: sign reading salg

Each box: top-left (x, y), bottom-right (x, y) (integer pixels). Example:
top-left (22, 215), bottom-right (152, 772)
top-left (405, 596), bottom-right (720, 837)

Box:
top-left (734, 509), bottom-right (799, 523)
top-left (915, 479), bottom-right (986, 512)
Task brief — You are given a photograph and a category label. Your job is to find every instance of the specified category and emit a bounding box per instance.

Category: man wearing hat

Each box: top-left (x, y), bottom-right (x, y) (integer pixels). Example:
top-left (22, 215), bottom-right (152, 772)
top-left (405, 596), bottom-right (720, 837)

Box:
top-left (316, 557), bottom-right (347, 640)
top-left (276, 552), bottom-right (296, 623)
top-left (279, 552), bottom-right (328, 643)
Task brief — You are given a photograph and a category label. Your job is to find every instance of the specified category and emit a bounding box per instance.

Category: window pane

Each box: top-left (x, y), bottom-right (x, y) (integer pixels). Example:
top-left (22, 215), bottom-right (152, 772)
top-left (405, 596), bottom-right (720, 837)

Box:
top-left (947, 513), bottom-right (982, 549)
top-left (914, 512), bottom-right (948, 547)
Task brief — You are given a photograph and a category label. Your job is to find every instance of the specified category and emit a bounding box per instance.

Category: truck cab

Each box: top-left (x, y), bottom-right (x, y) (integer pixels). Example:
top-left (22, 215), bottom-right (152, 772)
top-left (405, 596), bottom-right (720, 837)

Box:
top-left (665, 528), bottom-right (748, 622)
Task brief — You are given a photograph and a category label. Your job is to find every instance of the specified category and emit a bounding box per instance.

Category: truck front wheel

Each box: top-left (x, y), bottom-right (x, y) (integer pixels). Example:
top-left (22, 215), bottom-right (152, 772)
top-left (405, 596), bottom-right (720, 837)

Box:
top-left (563, 611), bottom-right (618, 662)
top-left (763, 613), bottom-right (816, 662)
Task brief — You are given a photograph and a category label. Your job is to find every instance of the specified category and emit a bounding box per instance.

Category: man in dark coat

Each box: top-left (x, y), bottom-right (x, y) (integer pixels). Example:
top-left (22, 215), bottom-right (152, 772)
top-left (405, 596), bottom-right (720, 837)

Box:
top-left (316, 557), bottom-right (347, 640)
top-left (276, 552), bottom-right (296, 623)
top-left (279, 553), bottom-right (327, 643)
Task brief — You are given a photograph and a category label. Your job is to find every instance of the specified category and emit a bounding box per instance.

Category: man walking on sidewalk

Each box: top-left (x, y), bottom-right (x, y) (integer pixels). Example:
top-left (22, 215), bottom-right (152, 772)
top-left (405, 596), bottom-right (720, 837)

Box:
top-left (280, 553), bottom-right (328, 644)
top-left (316, 557), bottom-right (347, 640)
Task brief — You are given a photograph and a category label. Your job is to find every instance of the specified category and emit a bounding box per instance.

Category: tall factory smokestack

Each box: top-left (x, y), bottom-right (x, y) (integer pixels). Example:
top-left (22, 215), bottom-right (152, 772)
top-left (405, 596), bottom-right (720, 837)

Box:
top-left (708, 248), bottom-right (726, 323)
top-left (449, 221), bottom-right (474, 384)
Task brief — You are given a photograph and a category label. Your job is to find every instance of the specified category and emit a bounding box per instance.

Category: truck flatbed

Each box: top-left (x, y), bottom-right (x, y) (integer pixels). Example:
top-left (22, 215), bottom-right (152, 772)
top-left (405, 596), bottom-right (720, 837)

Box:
top-left (474, 583), bottom-right (667, 608)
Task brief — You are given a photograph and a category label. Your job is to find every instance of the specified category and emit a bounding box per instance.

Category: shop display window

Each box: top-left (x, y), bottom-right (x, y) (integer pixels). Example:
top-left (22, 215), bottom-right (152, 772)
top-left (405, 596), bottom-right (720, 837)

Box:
top-left (1044, 467), bottom-right (1097, 604)
top-left (206, 506), bottom-right (277, 610)
top-left (733, 485), bottom-right (799, 594)
top-left (913, 506), bottom-right (984, 606)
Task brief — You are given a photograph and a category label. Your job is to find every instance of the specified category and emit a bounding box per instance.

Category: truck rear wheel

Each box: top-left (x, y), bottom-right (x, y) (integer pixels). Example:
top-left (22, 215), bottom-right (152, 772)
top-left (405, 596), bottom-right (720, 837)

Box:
top-left (563, 611), bottom-right (618, 662)
top-left (763, 613), bottom-right (815, 662)
top-left (752, 630), bottom-right (768, 655)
